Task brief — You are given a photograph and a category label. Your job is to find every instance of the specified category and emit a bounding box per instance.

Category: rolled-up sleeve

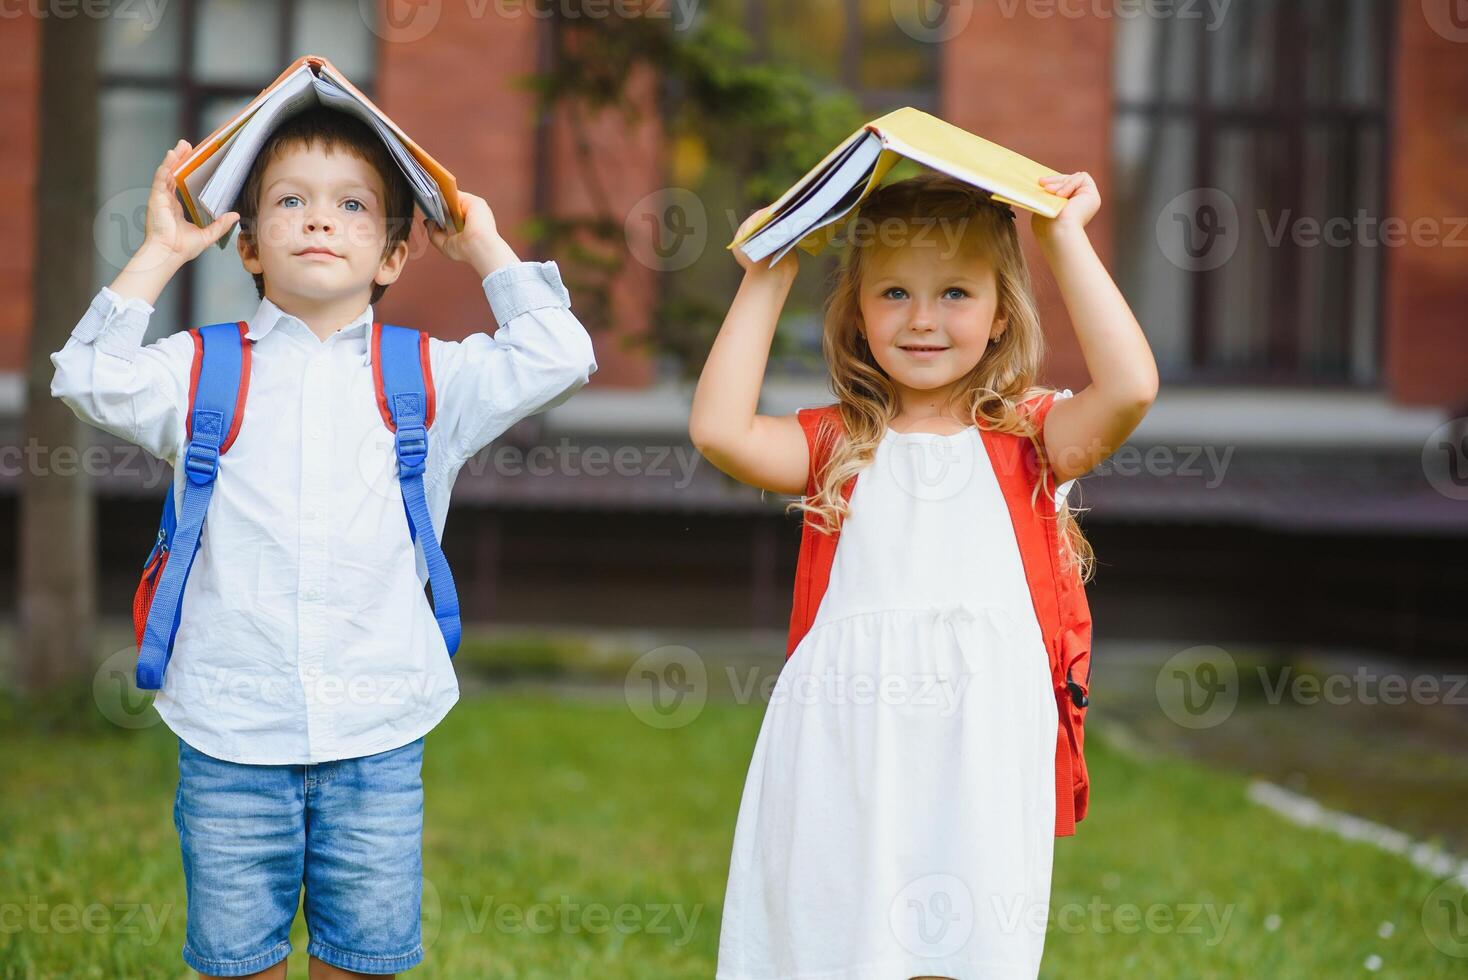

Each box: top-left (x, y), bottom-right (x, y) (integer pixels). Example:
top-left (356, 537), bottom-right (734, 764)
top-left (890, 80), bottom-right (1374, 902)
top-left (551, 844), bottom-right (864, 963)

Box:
top-left (430, 260), bottom-right (599, 462)
top-left (49, 286), bottom-right (194, 465)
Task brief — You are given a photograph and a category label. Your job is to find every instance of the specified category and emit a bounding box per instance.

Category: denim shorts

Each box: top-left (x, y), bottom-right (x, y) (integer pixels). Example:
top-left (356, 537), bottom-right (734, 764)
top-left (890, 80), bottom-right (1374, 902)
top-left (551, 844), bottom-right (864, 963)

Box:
top-left (173, 735), bottom-right (426, 976)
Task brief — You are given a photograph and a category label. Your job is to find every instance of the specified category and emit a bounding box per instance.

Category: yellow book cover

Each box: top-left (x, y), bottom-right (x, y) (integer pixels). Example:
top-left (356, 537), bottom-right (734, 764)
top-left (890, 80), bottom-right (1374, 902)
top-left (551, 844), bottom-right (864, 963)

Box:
top-left (729, 107), bottom-right (1067, 264)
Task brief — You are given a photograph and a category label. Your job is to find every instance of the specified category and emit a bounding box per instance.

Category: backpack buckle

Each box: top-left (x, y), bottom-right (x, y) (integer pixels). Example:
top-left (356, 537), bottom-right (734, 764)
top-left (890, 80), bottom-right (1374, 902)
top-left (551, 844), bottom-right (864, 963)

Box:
top-left (1066, 667), bottom-right (1089, 709)
top-left (183, 441), bottom-right (219, 484)
top-left (395, 424), bottom-right (428, 477)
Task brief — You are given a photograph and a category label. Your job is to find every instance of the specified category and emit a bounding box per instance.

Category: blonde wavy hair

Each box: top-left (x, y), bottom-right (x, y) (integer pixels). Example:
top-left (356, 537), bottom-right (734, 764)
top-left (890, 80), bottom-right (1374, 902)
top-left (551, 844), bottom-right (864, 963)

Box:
top-left (789, 172), bottom-right (1094, 582)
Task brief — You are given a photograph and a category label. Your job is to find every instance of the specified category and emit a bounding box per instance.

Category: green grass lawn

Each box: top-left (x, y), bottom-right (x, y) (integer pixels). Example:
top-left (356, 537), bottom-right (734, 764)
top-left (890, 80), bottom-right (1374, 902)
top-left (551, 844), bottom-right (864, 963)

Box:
top-left (2, 690), bottom-right (1464, 979)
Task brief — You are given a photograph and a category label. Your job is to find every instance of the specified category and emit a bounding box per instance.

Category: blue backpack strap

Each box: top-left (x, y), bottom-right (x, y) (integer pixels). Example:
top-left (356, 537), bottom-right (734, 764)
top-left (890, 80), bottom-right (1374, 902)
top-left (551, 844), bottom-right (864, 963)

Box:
top-left (372, 322), bottom-right (461, 657)
top-left (136, 321), bottom-right (250, 690)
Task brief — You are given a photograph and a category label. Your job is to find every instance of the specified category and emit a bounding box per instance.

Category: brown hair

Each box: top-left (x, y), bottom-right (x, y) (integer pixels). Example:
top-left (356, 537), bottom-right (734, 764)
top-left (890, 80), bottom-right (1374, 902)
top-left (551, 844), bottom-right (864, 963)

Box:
top-left (792, 172), bottom-right (1094, 582)
top-left (233, 106), bottom-right (414, 304)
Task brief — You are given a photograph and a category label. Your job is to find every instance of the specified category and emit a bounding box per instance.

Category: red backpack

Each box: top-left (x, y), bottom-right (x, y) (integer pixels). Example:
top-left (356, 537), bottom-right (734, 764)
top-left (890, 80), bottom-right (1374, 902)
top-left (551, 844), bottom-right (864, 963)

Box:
top-left (785, 392), bottom-right (1093, 837)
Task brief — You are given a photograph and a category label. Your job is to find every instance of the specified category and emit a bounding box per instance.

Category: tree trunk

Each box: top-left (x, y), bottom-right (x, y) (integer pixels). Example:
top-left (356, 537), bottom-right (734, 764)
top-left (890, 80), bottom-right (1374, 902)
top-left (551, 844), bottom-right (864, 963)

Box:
top-left (18, 16), bottom-right (100, 693)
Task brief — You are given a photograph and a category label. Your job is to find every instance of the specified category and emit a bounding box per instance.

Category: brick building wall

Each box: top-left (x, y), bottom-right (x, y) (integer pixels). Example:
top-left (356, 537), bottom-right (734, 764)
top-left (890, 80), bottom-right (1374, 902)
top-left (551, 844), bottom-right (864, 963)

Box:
top-left (0, 15), bottom-right (40, 377)
top-left (1384, 2), bottom-right (1468, 409)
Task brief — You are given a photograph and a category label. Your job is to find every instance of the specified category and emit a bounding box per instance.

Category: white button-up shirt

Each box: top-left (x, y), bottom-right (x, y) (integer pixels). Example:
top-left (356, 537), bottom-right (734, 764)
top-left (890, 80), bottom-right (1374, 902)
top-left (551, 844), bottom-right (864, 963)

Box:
top-left (51, 261), bottom-right (598, 764)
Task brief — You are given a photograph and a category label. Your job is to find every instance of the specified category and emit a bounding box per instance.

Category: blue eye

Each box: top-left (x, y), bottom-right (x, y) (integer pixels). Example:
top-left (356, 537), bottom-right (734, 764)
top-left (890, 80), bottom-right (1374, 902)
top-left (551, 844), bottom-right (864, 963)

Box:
top-left (280, 194), bottom-right (302, 208)
top-left (944, 287), bottom-right (969, 299)
top-left (883, 287), bottom-right (908, 300)
top-left (343, 199), bottom-right (364, 212)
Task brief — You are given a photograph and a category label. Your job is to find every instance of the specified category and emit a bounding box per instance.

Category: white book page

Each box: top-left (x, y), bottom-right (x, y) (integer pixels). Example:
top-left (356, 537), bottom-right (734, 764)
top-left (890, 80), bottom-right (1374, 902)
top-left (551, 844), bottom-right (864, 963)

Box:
top-left (742, 133), bottom-right (883, 264)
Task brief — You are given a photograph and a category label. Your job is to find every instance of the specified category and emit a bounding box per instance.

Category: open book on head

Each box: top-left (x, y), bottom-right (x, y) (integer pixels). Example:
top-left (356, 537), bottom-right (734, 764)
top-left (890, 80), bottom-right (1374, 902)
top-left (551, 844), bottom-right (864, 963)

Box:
top-left (728, 107), bottom-right (1068, 267)
top-left (172, 54), bottom-right (463, 250)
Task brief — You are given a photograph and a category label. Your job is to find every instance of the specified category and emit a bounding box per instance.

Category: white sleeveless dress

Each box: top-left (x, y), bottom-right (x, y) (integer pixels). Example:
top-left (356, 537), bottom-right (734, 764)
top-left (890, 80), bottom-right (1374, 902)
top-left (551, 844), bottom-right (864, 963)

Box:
top-left (717, 423), bottom-right (1061, 980)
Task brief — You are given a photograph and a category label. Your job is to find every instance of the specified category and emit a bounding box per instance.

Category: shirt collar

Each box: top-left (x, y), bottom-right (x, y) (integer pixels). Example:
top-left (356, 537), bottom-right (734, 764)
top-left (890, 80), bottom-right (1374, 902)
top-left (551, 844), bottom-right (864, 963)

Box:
top-left (245, 296), bottom-right (377, 366)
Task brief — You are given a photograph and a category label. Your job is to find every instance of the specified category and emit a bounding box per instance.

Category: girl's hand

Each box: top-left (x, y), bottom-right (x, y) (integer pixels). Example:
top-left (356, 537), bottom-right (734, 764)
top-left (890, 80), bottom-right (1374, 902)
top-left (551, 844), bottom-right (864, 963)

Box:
top-left (141, 140), bottom-right (239, 267)
top-left (425, 191), bottom-right (518, 278)
top-left (1033, 171), bottom-right (1101, 241)
top-left (732, 207), bottom-right (798, 282)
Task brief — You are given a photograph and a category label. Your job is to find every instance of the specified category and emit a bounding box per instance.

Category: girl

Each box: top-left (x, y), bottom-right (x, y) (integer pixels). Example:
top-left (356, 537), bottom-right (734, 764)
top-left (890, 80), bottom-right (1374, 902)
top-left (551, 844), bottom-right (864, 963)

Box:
top-left (689, 170), bottom-right (1157, 979)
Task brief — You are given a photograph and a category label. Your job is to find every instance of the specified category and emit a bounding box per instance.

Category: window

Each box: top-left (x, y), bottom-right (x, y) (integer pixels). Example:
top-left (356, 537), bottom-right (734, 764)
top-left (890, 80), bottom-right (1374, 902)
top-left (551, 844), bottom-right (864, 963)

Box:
top-left (99, 0), bottom-right (378, 343)
top-left (1111, 0), bottom-right (1394, 385)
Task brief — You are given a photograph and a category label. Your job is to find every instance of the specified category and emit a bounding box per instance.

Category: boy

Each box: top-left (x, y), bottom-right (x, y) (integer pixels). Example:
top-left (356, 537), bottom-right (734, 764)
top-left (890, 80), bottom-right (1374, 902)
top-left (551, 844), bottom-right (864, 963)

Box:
top-left (49, 107), bottom-right (598, 978)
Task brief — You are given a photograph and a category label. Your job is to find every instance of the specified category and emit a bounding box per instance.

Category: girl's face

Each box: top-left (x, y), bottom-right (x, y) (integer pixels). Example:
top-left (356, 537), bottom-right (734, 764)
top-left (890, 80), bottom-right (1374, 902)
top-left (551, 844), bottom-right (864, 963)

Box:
top-left (856, 232), bottom-right (1005, 411)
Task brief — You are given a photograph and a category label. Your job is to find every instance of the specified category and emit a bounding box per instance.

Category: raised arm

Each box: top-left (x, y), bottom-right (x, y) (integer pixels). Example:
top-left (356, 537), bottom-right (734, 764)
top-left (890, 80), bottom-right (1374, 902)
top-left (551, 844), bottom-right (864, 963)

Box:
top-left (688, 212), bottom-right (810, 496)
top-left (422, 192), bottom-right (597, 462)
top-left (50, 141), bottom-right (240, 463)
top-left (428, 260), bottom-right (598, 462)
top-left (1030, 171), bottom-right (1159, 485)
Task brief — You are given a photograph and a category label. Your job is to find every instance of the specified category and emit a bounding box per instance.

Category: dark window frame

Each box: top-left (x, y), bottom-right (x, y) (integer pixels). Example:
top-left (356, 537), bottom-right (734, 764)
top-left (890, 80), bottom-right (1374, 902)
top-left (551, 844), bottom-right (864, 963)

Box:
top-left (1112, 0), bottom-right (1398, 387)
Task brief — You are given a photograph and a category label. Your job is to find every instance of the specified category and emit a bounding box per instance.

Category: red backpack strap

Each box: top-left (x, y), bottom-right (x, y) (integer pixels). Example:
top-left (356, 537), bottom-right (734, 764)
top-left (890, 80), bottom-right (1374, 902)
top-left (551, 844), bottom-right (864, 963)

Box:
top-left (370, 322), bottom-right (436, 430)
top-left (786, 404), bottom-right (847, 657)
top-left (185, 321), bottom-right (251, 452)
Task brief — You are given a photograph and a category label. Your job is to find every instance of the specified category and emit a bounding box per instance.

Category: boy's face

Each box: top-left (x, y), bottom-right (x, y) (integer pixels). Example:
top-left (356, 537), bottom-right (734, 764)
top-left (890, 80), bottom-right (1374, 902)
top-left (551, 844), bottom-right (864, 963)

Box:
top-left (239, 142), bottom-right (408, 310)
top-left (857, 228), bottom-right (1005, 399)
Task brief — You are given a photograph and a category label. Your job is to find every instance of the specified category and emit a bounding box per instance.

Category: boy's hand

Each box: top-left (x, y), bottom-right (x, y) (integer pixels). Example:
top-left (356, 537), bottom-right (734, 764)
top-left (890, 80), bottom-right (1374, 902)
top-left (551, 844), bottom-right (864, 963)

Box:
top-left (424, 192), bottom-right (519, 279)
top-left (107, 141), bottom-right (238, 306)
top-left (143, 140), bottom-right (240, 267)
top-left (1033, 171), bottom-right (1101, 242)
top-left (732, 207), bottom-right (798, 283)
